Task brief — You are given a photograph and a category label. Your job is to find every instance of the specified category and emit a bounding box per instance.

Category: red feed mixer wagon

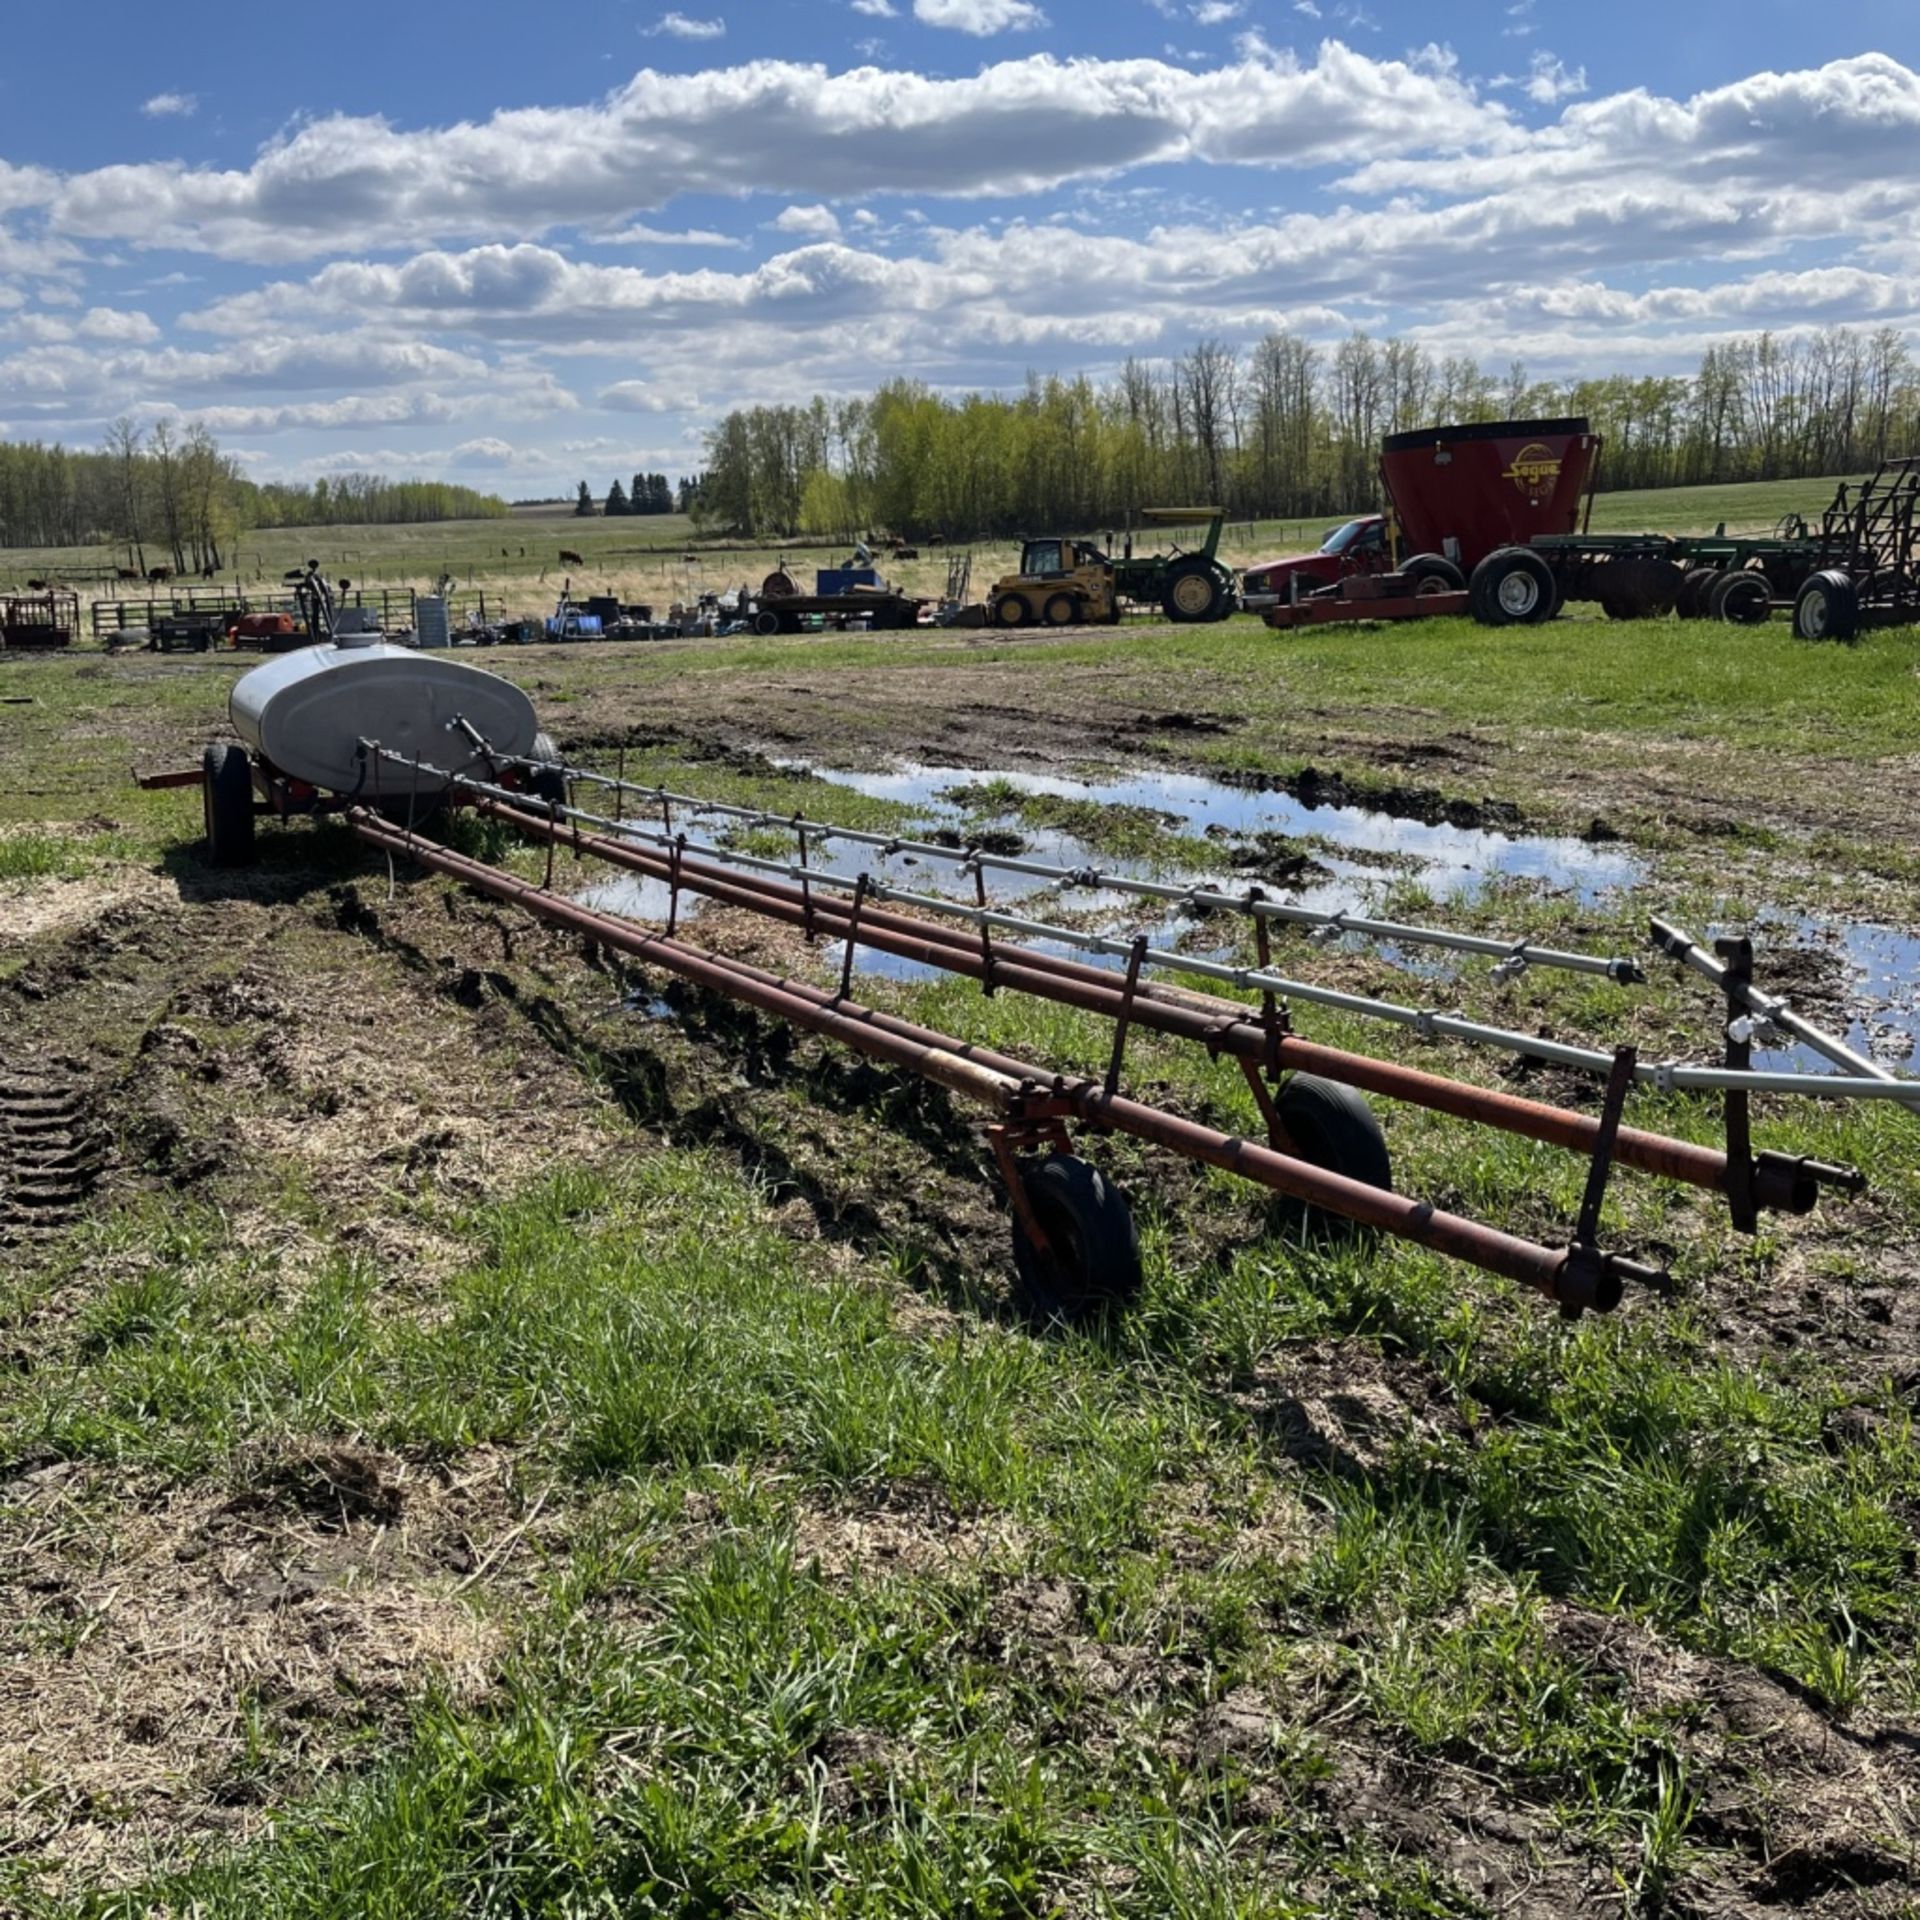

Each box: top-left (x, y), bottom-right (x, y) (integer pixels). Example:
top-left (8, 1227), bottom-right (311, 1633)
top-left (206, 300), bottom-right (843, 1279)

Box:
top-left (1259, 418), bottom-right (1600, 629)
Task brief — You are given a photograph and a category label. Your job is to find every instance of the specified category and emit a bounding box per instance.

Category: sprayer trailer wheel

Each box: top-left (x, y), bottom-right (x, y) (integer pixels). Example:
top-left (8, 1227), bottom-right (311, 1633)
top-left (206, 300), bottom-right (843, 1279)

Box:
top-left (201, 742), bottom-right (256, 868)
top-left (1009, 1153), bottom-right (1142, 1320)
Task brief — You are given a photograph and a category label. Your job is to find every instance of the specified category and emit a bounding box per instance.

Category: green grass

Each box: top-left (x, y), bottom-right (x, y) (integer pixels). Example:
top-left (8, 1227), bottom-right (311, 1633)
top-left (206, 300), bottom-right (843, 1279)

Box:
top-left (2, 525), bottom-right (1916, 1914)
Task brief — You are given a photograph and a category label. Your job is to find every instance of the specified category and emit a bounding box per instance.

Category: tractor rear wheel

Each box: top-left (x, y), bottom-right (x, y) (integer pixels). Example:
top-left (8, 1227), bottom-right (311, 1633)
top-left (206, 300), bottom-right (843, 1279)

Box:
top-left (993, 591), bottom-right (1031, 628)
top-left (1009, 1154), bottom-right (1142, 1321)
top-left (1043, 592), bottom-right (1080, 627)
top-left (1162, 560), bottom-right (1228, 624)
top-left (1794, 569), bottom-right (1861, 642)
top-left (1708, 570), bottom-right (1771, 627)
top-left (1468, 547), bottom-right (1557, 626)
top-left (1676, 567), bottom-right (1720, 619)
top-left (1401, 554), bottom-right (1465, 596)
top-left (201, 743), bottom-right (256, 868)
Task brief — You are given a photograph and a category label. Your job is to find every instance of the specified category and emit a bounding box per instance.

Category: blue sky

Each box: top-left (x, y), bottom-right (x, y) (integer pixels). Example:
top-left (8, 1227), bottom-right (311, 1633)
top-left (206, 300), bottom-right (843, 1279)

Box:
top-left (1, 0), bottom-right (1917, 492)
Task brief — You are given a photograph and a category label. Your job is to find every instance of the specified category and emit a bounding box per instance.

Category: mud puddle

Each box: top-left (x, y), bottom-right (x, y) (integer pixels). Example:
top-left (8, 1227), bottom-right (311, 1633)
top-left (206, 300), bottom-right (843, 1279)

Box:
top-left (1746, 916), bottom-right (1920, 1074)
top-left (575, 761), bottom-right (1920, 1071)
top-left (579, 758), bottom-right (1642, 989)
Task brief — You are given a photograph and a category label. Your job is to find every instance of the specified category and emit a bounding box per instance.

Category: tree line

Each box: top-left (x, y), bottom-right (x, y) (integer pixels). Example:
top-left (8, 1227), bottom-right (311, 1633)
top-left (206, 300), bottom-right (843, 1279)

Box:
top-left (572, 474), bottom-right (699, 517)
top-left (689, 325), bottom-right (1920, 541)
top-left (0, 421), bottom-right (508, 562)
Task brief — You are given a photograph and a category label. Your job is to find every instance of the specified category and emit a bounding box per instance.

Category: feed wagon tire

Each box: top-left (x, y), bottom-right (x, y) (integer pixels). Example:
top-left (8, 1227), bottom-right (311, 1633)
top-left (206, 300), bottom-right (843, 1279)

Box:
top-left (1272, 1073), bottom-right (1393, 1241)
top-left (1677, 567), bottom-right (1720, 619)
top-left (201, 743), bottom-right (256, 868)
top-left (1794, 570), bottom-right (1861, 642)
top-left (1162, 561), bottom-right (1228, 624)
top-left (1468, 548), bottom-right (1558, 626)
top-left (993, 591), bottom-right (1031, 628)
top-left (1043, 592), bottom-right (1080, 627)
top-left (1401, 554), bottom-right (1466, 596)
top-left (1708, 571), bottom-right (1772, 627)
top-left (1009, 1153), bottom-right (1142, 1321)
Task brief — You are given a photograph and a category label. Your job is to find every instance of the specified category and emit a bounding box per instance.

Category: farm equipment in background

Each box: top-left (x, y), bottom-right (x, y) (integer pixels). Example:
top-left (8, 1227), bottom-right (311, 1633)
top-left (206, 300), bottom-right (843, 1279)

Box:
top-left (985, 506), bottom-right (1237, 627)
top-left (1, 588), bottom-right (78, 651)
top-left (146, 611), bottom-right (227, 654)
top-left (744, 561), bottom-right (925, 635)
top-left (1468, 459), bottom-right (1920, 637)
top-left (1260, 420), bottom-right (1598, 631)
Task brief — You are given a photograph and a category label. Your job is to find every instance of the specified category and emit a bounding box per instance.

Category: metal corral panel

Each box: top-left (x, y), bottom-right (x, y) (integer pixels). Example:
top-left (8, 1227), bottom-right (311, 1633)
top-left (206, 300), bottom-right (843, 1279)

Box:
top-left (1379, 418), bottom-right (1596, 571)
top-left (230, 641), bottom-right (537, 794)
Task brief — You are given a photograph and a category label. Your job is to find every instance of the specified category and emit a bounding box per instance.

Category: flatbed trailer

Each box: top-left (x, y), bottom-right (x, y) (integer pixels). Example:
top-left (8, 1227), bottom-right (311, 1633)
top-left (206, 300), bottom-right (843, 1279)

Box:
top-left (746, 590), bottom-right (924, 635)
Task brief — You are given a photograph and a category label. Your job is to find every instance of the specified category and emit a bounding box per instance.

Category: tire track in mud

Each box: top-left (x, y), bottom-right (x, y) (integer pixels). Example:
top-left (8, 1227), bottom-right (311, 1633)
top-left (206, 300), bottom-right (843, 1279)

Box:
top-left (0, 1063), bottom-right (103, 1246)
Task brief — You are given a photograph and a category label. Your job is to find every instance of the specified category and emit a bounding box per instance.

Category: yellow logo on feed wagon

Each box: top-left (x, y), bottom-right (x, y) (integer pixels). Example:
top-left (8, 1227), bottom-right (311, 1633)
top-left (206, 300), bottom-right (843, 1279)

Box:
top-left (1503, 444), bottom-right (1561, 504)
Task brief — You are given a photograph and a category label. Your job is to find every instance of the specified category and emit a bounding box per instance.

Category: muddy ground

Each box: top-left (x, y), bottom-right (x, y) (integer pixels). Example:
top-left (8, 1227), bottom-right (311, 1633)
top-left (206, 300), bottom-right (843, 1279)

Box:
top-left (1, 638), bottom-right (1916, 1913)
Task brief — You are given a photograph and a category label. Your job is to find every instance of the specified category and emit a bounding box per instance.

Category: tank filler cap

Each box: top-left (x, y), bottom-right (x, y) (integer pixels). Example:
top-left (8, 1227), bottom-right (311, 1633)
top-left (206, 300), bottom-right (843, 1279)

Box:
top-left (332, 631), bottom-right (381, 651)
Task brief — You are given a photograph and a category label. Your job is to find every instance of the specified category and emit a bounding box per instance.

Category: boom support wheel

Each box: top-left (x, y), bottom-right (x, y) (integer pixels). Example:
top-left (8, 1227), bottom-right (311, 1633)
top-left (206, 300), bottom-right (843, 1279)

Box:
top-left (1006, 1152), bottom-right (1142, 1320)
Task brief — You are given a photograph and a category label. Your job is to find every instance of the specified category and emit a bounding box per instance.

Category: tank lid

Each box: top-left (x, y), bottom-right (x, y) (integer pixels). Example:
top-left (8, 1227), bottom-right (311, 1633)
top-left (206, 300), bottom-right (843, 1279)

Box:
top-left (1381, 416), bottom-right (1591, 455)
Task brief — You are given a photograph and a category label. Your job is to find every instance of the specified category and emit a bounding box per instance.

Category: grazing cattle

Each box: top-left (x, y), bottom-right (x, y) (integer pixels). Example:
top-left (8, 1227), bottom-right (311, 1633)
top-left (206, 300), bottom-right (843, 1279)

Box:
top-left (200, 560), bottom-right (219, 580)
top-left (559, 548), bottom-right (585, 567)
top-left (26, 578), bottom-right (48, 591)
top-left (147, 565), bottom-right (172, 584)
top-left (926, 535), bottom-right (947, 548)
top-left (115, 567), bottom-right (141, 581)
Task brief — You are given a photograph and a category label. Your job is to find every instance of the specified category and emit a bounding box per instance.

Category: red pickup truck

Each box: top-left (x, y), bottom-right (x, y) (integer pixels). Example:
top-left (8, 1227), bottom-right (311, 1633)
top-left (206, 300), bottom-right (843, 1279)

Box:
top-left (1241, 516), bottom-right (1388, 598)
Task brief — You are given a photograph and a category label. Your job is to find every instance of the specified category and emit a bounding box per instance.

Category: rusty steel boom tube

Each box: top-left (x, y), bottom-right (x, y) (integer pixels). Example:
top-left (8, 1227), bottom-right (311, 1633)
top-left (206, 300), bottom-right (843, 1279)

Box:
top-left (472, 794), bottom-right (1837, 1215)
top-left (347, 807), bottom-right (1630, 1308)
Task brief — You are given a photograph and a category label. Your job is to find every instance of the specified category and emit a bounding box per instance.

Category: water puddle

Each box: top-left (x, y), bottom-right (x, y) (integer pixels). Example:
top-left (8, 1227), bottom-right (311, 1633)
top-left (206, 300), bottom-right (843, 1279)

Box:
top-left (796, 760), bottom-right (1643, 907)
top-left (1746, 917), bottom-right (1920, 1074)
top-left (573, 758), bottom-right (1916, 1071)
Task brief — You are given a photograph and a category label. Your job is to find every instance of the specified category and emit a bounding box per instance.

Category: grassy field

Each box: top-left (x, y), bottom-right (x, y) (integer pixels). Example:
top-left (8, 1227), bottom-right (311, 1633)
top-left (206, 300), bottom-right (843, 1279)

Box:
top-left (1, 502), bottom-right (1917, 1915)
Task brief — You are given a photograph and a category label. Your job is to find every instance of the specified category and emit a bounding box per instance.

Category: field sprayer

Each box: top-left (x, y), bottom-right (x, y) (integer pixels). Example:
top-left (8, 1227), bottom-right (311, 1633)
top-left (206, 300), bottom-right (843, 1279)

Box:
top-left (140, 640), bottom-right (1916, 1323)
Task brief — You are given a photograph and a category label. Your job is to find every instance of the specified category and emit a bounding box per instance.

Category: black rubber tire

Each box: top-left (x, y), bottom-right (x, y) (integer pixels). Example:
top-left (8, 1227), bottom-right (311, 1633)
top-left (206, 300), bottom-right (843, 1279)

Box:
top-left (1708, 570), bottom-right (1772, 627)
top-left (1676, 567), bottom-right (1719, 619)
top-left (201, 742), bottom-right (256, 868)
top-left (1273, 1074), bottom-right (1392, 1239)
top-left (1468, 547), bottom-right (1557, 626)
top-left (1402, 554), bottom-right (1466, 596)
top-left (993, 591), bottom-right (1030, 629)
top-left (1162, 559), bottom-right (1228, 624)
top-left (1009, 1153), bottom-right (1142, 1320)
top-left (1043, 592), bottom-right (1079, 627)
top-left (525, 731), bottom-right (568, 807)
top-left (1794, 569), bottom-right (1861, 642)
top-left (751, 609), bottom-right (783, 637)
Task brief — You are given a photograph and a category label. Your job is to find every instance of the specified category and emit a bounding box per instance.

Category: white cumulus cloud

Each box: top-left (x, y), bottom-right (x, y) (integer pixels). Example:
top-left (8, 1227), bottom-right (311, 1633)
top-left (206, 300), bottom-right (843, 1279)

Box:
top-left (913, 0), bottom-right (1046, 32)
top-left (140, 92), bottom-right (197, 118)
top-left (647, 11), bottom-right (725, 37)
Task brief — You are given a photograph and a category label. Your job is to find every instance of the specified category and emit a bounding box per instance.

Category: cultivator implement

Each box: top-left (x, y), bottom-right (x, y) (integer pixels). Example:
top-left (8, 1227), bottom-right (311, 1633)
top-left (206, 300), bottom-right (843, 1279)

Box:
top-left (332, 738), bottom-right (1913, 1321)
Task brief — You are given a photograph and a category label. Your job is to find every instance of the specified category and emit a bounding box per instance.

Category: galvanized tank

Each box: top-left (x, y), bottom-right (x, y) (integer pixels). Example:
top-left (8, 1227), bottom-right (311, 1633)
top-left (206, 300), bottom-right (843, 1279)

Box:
top-left (229, 638), bottom-right (538, 795)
